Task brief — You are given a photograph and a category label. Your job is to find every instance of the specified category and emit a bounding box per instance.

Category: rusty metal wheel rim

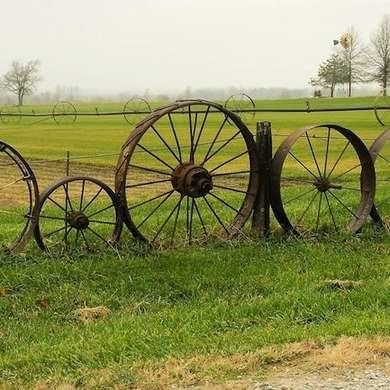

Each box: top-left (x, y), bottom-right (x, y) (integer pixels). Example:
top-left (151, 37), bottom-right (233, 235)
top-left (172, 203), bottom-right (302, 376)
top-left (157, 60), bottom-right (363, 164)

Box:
top-left (123, 97), bottom-right (152, 126)
top-left (114, 99), bottom-right (259, 247)
top-left (270, 124), bottom-right (376, 235)
top-left (34, 176), bottom-right (122, 251)
top-left (0, 141), bottom-right (39, 253)
top-left (374, 95), bottom-right (390, 127)
top-left (224, 93), bottom-right (256, 125)
top-left (0, 105), bottom-right (22, 125)
top-left (52, 101), bottom-right (77, 125)
top-left (369, 129), bottom-right (390, 228)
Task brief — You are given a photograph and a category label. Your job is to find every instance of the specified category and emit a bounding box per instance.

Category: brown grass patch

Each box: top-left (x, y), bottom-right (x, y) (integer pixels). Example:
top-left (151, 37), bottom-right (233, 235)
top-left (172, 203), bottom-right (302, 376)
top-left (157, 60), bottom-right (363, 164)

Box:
top-left (73, 306), bottom-right (111, 324)
top-left (320, 279), bottom-right (363, 291)
top-left (130, 337), bottom-right (390, 388)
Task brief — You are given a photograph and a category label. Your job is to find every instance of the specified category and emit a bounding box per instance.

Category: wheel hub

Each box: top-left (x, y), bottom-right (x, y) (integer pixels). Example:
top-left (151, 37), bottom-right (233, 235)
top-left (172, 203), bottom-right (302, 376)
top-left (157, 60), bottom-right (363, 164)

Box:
top-left (66, 211), bottom-right (89, 230)
top-left (314, 178), bottom-right (342, 192)
top-left (171, 163), bottom-right (213, 198)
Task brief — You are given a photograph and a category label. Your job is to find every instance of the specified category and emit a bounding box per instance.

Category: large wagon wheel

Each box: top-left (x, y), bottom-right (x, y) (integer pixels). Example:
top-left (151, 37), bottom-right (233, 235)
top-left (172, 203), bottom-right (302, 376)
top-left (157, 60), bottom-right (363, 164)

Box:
top-left (224, 93), bottom-right (256, 124)
top-left (52, 101), bottom-right (77, 124)
top-left (114, 99), bottom-right (259, 247)
top-left (369, 129), bottom-right (389, 229)
top-left (0, 105), bottom-right (22, 125)
top-left (34, 176), bottom-right (122, 251)
top-left (271, 124), bottom-right (375, 235)
top-left (374, 95), bottom-right (390, 127)
top-left (123, 97), bottom-right (151, 126)
top-left (0, 141), bottom-right (39, 253)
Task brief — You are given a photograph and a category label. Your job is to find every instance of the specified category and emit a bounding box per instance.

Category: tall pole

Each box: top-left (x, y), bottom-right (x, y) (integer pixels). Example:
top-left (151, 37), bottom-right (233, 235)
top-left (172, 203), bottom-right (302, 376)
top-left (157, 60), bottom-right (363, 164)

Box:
top-left (348, 48), bottom-right (352, 97)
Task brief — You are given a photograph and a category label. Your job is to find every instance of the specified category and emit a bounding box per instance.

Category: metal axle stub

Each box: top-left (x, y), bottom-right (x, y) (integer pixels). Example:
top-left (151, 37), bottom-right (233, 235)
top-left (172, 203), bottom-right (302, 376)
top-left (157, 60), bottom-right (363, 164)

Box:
top-left (66, 211), bottom-right (89, 230)
top-left (171, 163), bottom-right (213, 198)
top-left (314, 178), bottom-right (342, 193)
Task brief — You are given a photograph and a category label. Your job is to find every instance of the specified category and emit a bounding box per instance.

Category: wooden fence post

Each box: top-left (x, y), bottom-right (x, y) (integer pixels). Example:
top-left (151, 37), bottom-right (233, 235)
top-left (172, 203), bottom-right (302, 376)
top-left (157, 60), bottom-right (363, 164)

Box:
top-left (252, 121), bottom-right (272, 236)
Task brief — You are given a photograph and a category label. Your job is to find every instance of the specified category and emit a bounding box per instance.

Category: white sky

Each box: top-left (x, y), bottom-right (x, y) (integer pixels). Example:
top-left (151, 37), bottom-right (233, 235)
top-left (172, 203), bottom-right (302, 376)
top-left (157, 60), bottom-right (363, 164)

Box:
top-left (1, 0), bottom-right (389, 94)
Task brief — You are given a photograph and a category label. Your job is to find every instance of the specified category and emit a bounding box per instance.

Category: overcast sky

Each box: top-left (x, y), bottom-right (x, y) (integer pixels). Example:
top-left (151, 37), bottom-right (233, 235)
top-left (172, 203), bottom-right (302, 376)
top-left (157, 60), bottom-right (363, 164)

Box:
top-left (1, 0), bottom-right (389, 94)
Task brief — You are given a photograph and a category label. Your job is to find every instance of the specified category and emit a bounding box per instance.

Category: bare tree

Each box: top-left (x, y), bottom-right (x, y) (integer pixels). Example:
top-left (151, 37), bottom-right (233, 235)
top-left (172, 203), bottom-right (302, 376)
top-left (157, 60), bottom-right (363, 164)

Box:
top-left (366, 15), bottom-right (390, 96)
top-left (338, 27), bottom-right (366, 97)
top-left (1, 60), bottom-right (41, 106)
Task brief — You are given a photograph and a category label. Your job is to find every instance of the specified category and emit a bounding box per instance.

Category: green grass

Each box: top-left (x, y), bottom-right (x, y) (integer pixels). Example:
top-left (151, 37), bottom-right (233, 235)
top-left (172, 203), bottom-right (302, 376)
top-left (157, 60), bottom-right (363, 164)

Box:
top-left (0, 96), bottom-right (389, 387)
top-left (0, 232), bottom-right (389, 387)
top-left (0, 96), bottom-right (386, 165)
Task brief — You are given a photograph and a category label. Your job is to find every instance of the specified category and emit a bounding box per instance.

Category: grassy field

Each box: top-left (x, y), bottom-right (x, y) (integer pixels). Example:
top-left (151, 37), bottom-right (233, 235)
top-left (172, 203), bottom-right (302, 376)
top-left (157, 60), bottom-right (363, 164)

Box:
top-left (0, 96), bottom-right (389, 388)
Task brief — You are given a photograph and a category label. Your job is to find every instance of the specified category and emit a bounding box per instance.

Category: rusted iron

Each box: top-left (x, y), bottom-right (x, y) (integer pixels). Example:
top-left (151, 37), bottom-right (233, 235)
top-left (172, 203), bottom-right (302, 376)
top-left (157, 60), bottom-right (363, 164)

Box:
top-left (34, 176), bottom-right (122, 251)
top-left (369, 129), bottom-right (389, 229)
top-left (374, 95), bottom-right (390, 127)
top-left (52, 101), bottom-right (78, 124)
top-left (270, 124), bottom-right (376, 234)
top-left (123, 97), bottom-right (151, 126)
top-left (224, 93), bottom-right (256, 124)
top-left (0, 141), bottom-right (39, 252)
top-left (114, 99), bottom-right (259, 247)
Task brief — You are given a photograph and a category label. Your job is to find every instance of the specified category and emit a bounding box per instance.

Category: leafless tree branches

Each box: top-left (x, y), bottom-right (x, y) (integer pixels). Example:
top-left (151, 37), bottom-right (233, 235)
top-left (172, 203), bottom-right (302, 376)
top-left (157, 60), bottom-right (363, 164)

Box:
top-left (1, 60), bottom-right (41, 106)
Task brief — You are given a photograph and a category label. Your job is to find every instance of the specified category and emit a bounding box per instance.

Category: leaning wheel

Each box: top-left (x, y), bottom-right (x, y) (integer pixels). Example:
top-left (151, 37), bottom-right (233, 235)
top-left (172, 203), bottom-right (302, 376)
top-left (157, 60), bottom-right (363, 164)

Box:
top-left (0, 105), bottom-right (22, 125)
top-left (271, 124), bottom-right (375, 234)
top-left (369, 129), bottom-right (389, 229)
top-left (34, 176), bottom-right (122, 251)
top-left (123, 97), bottom-right (151, 126)
top-left (0, 141), bottom-right (39, 252)
top-left (115, 99), bottom-right (259, 247)
top-left (374, 95), bottom-right (390, 127)
top-left (224, 93), bottom-right (256, 125)
top-left (52, 101), bottom-right (77, 124)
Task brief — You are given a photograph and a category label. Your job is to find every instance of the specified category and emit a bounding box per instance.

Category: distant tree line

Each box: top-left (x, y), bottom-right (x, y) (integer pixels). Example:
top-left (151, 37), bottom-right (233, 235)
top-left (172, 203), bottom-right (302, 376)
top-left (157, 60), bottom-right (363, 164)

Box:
top-left (310, 15), bottom-right (390, 97)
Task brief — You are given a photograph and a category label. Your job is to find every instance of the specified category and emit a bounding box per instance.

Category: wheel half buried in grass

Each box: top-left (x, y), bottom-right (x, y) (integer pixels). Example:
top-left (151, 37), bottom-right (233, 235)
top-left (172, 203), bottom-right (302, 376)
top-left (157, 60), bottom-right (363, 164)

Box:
top-left (369, 129), bottom-right (390, 229)
top-left (0, 141), bottom-right (39, 253)
top-left (34, 176), bottom-right (122, 252)
top-left (52, 101), bottom-right (77, 124)
top-left (270, 124), bottom-right (376, 235)
top-left (114, 99), bottom-right (259, 247)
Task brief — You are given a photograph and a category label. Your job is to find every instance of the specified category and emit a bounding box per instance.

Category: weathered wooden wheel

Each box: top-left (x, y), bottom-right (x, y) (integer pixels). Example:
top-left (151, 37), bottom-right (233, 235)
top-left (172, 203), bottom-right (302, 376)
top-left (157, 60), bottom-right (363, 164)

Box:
top-left (52, 101), bottom-right (77, 124)
top-left (369, 129), bottom-right (389, 229)
top-left (34, 176), bottom-right (122, 251)
top-left (123, 97), bottom-right (151, 126)
top-left (271, 124), bottom-right (375, 234)
top-left (0, 141), bottom-right (39, 253)
top-left (114, 99), bottom-right (259, 247)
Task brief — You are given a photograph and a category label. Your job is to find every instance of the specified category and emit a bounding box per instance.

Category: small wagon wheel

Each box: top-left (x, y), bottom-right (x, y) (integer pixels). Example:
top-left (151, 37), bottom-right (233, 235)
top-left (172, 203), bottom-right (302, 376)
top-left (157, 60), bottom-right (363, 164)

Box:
top-left (114, 99), bottom-right (259, 247)
top-left (123, 97), bottom-right (152, 126)
top-left (0, 105), bottom-right (22, 125)
top-left (52, 101), bottom-right (77, 124)
top-left (224, 93), bottom-right (256, 125)
top-left (0, 141), bottom-right (39, 253)
top-left (34, 176), bottom-right (122, 251)
top-left (271, 124), bottom-right (375, 235)
top-left (374, 95), bottom-right (390, 127)
top-left (369, 129), bottom-right (389, 229)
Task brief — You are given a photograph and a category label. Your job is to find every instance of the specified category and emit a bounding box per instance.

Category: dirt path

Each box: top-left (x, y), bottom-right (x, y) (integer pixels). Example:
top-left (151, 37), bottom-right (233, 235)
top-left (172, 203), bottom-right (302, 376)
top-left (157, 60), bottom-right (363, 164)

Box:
top-left (170, 338), bottom-right (390, 390)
